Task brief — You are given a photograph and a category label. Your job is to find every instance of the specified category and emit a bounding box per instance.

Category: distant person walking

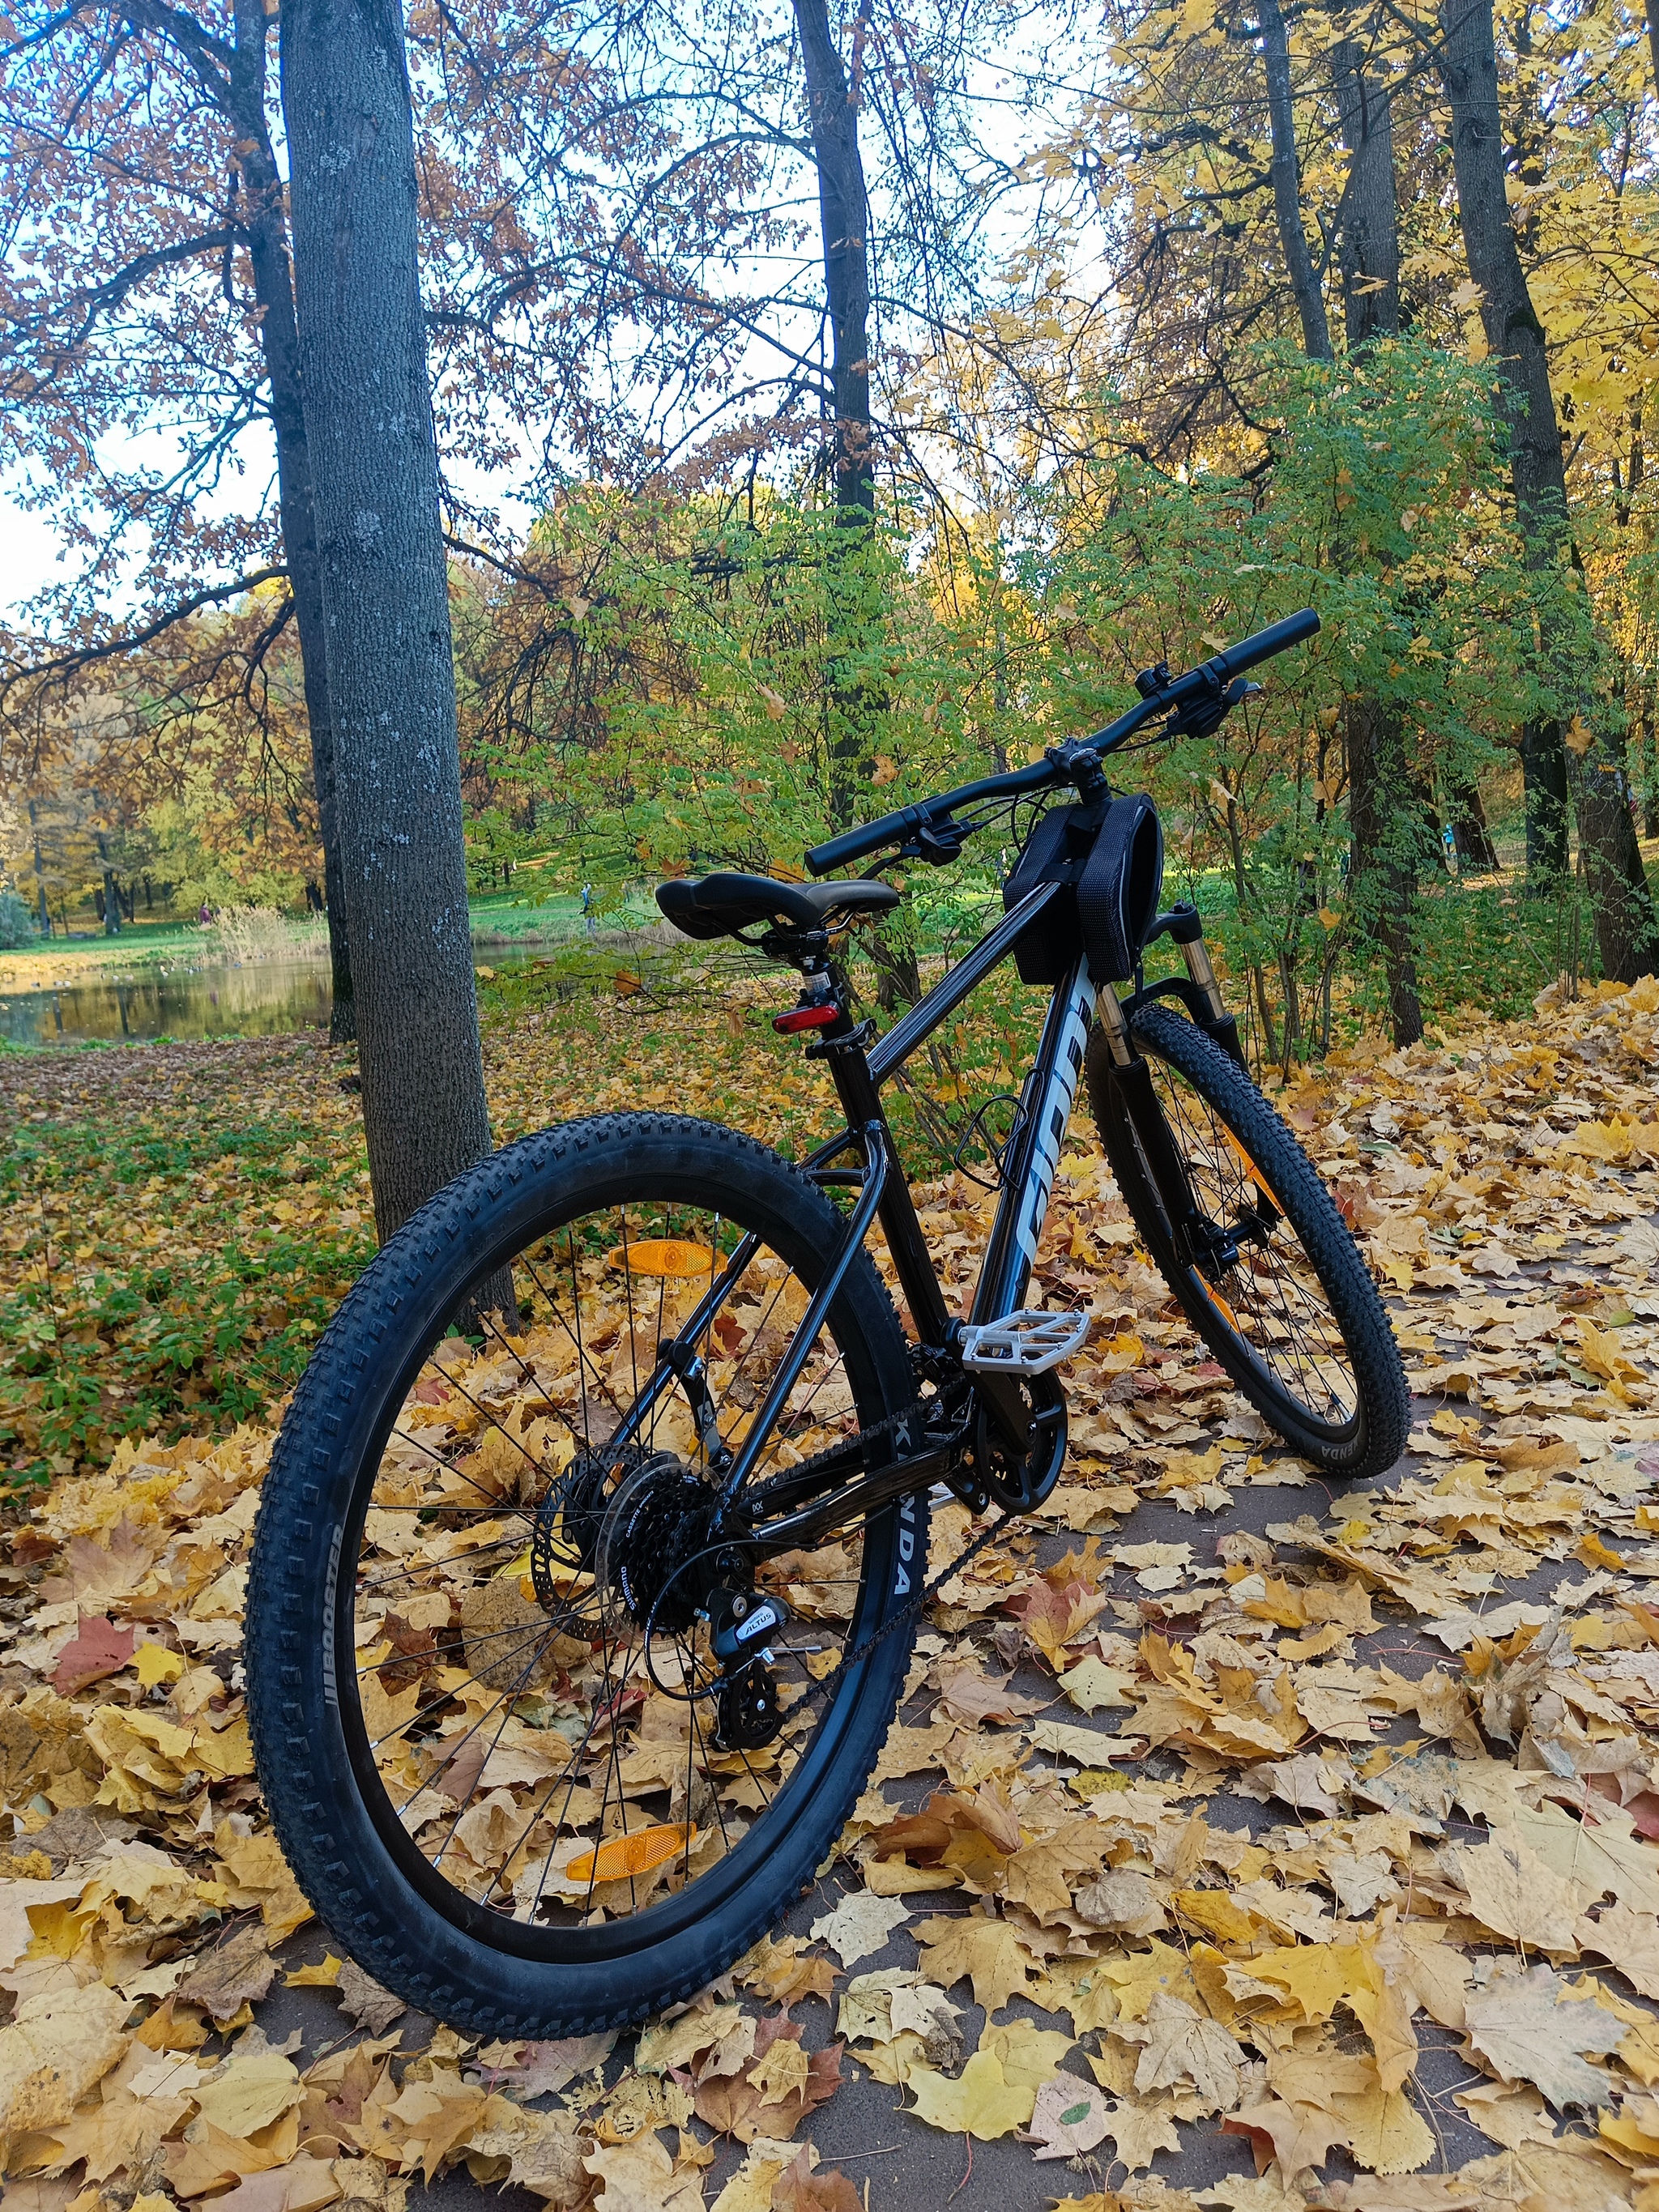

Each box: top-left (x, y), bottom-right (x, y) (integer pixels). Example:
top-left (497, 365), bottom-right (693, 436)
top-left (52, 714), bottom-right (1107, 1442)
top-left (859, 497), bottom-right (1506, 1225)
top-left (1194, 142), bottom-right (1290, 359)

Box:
top-left (581, 882), bottom-right (596, 935)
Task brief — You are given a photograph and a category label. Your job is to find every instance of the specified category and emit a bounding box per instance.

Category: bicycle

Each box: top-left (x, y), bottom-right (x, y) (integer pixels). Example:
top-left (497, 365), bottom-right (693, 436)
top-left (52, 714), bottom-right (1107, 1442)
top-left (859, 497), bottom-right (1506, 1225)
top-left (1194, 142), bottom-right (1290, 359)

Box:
top-left (246, 607), bottom-right (1408, 2038)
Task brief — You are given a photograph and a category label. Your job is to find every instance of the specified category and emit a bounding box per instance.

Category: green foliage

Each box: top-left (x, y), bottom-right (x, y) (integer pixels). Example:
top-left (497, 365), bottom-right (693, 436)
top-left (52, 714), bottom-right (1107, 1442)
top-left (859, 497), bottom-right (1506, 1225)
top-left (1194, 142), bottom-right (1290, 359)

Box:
top-left (475, 486), bottom-right (990, 885)
top-left (1017, 341), bottom-right (1587, 1057)
top-left (450, 343), bottom-right (1648, 1063)
top-left (1, 1111), bottom-right (374, 1486)
top-left (0, 885), bottom-right (37, 949)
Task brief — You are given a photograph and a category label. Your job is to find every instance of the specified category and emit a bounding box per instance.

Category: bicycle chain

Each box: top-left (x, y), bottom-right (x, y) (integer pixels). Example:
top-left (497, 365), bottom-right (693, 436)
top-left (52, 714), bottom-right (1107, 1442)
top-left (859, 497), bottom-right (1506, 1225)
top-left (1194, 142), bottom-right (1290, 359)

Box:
top-left (783, 1497), bottom-right (1016, 1717)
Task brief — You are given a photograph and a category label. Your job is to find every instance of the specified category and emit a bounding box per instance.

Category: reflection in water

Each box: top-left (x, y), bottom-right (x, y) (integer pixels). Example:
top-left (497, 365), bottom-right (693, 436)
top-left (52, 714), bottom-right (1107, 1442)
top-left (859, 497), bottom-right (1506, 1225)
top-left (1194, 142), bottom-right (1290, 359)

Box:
top-left (0, 940), bottom-right (557, 1046)
top-left (0, 959), bottom-right (332, 1046)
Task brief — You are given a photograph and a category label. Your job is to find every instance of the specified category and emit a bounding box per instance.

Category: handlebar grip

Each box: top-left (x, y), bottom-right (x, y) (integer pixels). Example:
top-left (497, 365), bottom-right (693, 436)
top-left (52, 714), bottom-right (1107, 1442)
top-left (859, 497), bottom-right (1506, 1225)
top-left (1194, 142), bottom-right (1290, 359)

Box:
top-left (804, 807), bottom-right (921, 877)
top-left (1216, 607), bottom-right (1320, 680)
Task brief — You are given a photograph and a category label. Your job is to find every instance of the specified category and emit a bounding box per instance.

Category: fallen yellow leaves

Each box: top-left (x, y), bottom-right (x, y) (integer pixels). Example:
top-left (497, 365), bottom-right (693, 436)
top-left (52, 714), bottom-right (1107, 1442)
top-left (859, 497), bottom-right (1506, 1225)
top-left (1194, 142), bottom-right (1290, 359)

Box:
top-left (3, 978), bottom-right (1659, 2212)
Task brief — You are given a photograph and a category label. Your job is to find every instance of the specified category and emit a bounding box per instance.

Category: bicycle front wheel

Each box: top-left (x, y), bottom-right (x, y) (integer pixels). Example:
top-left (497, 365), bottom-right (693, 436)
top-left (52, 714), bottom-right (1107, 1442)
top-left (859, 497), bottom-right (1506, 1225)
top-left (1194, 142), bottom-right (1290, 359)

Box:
top-left (246, 1113), bottom-right (924, 2038)
top-left (1086, 1003), bottom-right (1408, 1481)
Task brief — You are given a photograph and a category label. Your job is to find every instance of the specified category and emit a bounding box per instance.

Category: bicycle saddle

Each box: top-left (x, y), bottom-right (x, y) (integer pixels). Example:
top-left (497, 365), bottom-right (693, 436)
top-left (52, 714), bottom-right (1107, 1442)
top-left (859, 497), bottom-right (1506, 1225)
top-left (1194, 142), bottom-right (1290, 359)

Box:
top-left (656, 872), bottom-right (900, 943)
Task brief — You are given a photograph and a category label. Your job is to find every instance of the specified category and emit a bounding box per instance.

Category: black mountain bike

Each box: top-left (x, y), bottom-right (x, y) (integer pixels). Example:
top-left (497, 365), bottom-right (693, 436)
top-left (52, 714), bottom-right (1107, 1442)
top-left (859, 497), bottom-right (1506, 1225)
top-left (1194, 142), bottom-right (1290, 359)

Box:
top-left (247, 607), bottom-right (1407, 2037)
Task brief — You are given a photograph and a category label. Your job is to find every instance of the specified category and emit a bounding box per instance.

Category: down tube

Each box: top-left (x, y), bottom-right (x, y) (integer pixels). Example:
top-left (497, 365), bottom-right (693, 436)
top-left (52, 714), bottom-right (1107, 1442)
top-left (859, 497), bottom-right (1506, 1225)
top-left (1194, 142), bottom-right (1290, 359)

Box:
top-left (972, 955), bottom-right (1096, 1327)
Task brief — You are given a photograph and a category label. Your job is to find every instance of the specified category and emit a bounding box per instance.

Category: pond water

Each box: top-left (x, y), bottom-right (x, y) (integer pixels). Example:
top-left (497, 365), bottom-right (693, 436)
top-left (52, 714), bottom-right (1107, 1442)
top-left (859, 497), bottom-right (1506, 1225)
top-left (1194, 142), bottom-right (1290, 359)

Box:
top-left (0, 958), bottom-right (335, 1046)
top-left (0, 939), bottom-right (561, 1047)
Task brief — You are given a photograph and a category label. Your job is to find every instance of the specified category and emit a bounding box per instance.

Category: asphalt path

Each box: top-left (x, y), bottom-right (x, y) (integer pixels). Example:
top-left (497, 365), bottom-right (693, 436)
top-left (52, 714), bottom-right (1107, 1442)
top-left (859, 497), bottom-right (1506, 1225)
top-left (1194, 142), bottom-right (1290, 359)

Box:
top-left (254, 1340), bottom-right (1614, 2212)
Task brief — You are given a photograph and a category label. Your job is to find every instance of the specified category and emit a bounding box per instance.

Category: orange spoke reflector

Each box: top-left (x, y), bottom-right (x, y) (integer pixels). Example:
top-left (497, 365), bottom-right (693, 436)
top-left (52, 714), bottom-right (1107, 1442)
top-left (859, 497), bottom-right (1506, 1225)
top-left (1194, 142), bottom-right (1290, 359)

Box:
top-left (565, 1823), bottom-right (697, 1884)
top-left (609, 1238), bottom-right (717, 1277)
top-left (1222, 1128), bottom-right (1277, 1204)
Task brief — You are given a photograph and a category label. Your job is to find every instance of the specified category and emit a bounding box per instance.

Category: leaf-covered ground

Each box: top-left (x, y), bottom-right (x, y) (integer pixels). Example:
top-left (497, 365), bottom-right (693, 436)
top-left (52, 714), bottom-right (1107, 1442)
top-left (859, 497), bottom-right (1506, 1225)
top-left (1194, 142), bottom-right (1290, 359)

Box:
top-left (0, 974), bottom-right (1657, 2212)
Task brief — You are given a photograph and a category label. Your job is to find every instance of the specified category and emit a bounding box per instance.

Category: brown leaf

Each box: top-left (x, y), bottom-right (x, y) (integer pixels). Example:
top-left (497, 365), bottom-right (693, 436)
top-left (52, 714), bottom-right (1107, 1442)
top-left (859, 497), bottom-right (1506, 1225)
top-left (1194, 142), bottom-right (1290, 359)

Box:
top-left (734, 1936), bottom-right (838, 2009)
top-left (1224, 2095), bottom-right (1351, 2182)
top-left (692, 2014), bottom-right (842, 2142)
top-left (49, 1612), bottom-right (136, 1694)
top-left (493, 2031), bottom-right (617, 2098)
top-left (337, 1959), bottom-right (407, 2036)
top-left (770, 2143), bottom-right (861, 2212)
top-left (177, 1922), bottom-right (279, 2022)
top-left (199, 2152), bottom-right (343, 2212)
top-left (934, 1660), bottom-right (1044, 1728)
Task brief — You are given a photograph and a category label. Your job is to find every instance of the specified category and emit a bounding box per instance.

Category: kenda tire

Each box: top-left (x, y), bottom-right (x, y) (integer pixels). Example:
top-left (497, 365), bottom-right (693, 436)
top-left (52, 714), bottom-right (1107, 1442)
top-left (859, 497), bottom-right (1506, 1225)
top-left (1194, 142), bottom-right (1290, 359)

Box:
top-left (246, 1113), bottom-right (926, 2036)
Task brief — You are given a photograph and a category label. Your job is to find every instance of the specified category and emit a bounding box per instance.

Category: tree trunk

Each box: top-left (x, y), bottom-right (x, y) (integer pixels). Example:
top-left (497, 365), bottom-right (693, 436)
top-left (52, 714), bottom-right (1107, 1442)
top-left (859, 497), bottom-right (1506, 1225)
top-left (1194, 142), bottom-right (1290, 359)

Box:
top-left (228, 0), bottom-right (355, 1043)
top-left (791, 0), bottom-right (917, 1005)
top-left (1444, 773), bottom-right (1500, 870)
top-left (793, 0), bottom-right (874, 521)
top-left (1641, 682), bottom-right (1659, 838)
top-left (1258, 0), bottom-right (1333, 360)
top-left (28, 799), bottom-right (49, 935)
top-left (281, 0), bottom-right (497, 1242)
top-left (1439, 0), bottom-right (1659, 981)
top-left (1569, 730), bottom-right (1656, 982)
top-left (1346, 698), bottom-right (1424, 1045)
top-left (792, 0), bottom-right (888, 867)
top-left (1323, 22), bottom-right (1420, 1042)
top-left (1329, 38), bottom-right (1399, 346)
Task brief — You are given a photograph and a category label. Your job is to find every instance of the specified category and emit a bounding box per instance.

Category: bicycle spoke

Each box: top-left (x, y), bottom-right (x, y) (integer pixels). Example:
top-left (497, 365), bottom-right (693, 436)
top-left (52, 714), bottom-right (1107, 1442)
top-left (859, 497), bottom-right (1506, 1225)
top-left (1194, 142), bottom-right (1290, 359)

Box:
top-left (1141, 1055), bottom-right (1358, 1426)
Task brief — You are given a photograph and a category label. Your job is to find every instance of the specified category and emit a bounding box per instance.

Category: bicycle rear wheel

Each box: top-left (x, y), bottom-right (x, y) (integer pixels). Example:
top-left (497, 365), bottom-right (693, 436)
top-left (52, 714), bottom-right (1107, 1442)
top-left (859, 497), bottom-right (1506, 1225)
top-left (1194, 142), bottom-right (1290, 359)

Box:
top-left (246, 1113), bottom-right (925, 2038)
top-left (1086, 1003), bottom-right (1408, 1481)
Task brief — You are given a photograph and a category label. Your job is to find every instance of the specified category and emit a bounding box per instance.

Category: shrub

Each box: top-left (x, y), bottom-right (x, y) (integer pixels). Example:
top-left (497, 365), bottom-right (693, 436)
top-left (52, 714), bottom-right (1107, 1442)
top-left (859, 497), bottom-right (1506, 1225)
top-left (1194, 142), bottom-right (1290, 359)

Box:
top-left (0, 887), bottom-right (36, 950)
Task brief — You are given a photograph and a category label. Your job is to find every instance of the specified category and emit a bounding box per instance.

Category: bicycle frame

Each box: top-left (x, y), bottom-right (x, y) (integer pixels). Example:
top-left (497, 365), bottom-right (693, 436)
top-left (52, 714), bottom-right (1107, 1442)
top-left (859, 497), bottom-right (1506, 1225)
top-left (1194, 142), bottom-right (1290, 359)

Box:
top-left (595, 877), bottom-right (1237, 1556)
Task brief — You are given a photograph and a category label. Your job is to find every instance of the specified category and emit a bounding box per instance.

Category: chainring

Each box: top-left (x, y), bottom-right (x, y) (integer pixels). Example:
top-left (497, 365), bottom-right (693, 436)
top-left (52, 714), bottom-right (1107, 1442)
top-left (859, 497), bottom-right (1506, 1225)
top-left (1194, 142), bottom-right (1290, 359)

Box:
top-left (969, 1371), bottom-right (1068, 1514)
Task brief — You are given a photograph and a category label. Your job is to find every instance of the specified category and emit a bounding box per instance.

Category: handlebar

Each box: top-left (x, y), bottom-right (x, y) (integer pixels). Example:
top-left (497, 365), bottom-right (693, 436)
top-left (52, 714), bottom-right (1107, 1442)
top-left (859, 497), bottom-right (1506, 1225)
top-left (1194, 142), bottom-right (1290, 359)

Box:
top-left (804, 607), bottom-right (1319, 878)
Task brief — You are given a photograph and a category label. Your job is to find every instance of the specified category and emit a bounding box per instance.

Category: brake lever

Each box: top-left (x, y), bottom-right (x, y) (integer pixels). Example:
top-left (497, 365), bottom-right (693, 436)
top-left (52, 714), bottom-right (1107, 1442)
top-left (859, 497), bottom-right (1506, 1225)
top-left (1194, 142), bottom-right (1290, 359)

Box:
top-left (1166, 676), bottom-right (1260, 741)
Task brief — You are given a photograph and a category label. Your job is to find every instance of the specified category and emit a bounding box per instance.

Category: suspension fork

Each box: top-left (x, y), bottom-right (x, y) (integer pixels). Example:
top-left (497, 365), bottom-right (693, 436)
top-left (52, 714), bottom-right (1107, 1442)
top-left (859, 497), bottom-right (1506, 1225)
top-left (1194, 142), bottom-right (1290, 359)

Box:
top-left (1097, 943), bottom-right (1235, 1273)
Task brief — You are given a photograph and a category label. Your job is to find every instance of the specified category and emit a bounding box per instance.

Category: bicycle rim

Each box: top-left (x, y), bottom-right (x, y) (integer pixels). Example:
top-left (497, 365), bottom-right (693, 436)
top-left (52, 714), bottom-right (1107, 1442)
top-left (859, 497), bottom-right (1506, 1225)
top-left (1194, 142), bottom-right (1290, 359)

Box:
top-left (1129, 1054), bottom-right (1363, 1441)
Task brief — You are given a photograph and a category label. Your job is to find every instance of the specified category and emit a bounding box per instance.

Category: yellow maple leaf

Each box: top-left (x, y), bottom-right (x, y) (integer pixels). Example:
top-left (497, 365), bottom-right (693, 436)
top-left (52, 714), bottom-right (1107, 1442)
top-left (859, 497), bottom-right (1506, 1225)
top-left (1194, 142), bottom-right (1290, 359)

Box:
top-left (915, 1914), bottom-right (1041, 2014)
top-left (906, 2048), bottom-right (1034, 2137)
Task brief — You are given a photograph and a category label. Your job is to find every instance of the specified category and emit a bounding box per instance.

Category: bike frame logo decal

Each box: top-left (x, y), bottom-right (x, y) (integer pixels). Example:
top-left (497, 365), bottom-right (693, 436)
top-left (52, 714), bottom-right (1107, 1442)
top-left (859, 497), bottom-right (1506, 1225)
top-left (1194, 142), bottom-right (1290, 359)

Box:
top-left (894, 1491), bottom-right (918, 1596)
top-left (1012, 958), bottom-right (1094, 1278)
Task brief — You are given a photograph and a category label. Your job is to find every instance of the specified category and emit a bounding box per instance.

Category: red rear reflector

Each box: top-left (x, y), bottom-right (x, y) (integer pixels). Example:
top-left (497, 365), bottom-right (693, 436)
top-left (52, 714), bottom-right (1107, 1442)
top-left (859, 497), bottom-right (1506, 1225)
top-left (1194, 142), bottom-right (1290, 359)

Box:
top-left (773, 1003), bottom-right (839, 1034)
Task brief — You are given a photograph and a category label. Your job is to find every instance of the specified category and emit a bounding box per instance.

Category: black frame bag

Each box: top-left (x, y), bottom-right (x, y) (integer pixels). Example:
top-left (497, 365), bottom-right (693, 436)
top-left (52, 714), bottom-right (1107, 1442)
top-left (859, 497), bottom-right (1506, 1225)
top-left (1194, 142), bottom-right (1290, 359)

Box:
top-left (1002, 793), bottom-right (1164, 987)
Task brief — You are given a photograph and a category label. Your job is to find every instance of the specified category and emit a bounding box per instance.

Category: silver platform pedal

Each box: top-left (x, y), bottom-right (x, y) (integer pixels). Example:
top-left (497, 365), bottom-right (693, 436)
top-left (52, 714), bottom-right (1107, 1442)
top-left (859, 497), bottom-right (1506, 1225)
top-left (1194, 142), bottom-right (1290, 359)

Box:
top-left (958, 1308), bottom-right (1090, 1375)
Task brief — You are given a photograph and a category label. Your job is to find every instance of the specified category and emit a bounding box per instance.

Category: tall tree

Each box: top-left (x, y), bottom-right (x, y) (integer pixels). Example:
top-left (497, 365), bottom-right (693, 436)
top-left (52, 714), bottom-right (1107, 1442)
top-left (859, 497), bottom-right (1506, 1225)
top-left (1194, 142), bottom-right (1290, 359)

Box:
top-left (1439, 0), bottom-right (1659, 980)
top-left (1328, 27), bottom-right (1422, 1046)
top-left (1253, 1), bottom-right (1424, 1042)
top-left (1257, 0), bottom-right (1333, 360)
top-left (793, 0), bottom-right (875, 520)
top-left (1329, 34), bottom-right (1399, 345)
top-left (0, 4), bottom-right (356, 1032)
top-left (280, 0), bottom-right (496, 1238)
